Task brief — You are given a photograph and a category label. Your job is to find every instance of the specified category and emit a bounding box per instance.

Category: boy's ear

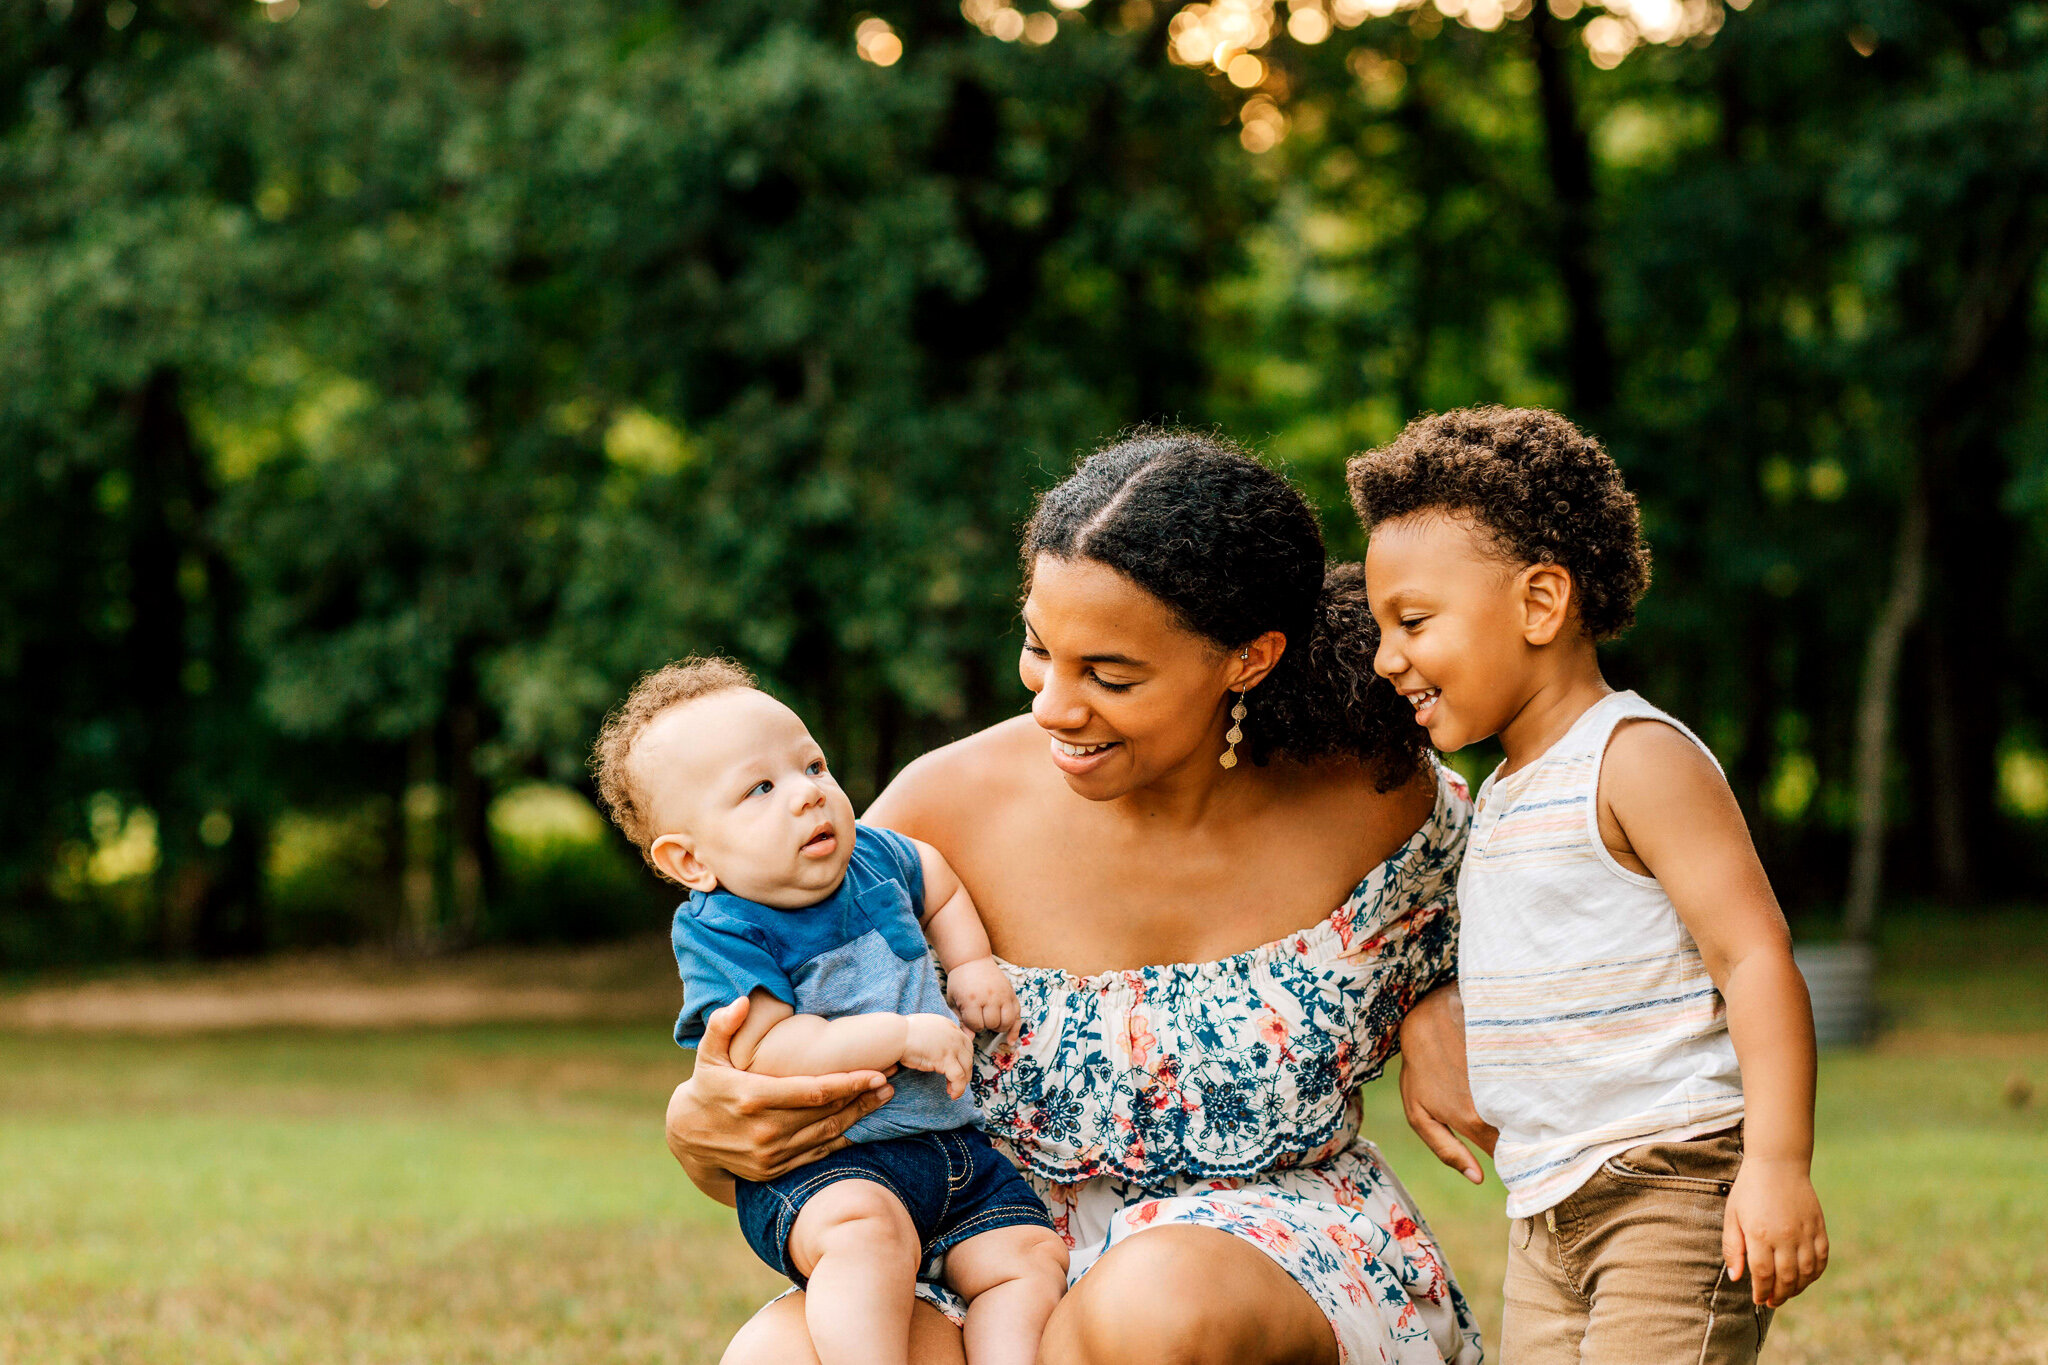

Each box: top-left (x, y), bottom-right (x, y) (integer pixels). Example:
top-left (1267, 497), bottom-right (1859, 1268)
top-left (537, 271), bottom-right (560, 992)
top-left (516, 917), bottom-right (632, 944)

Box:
top-left (649, 833), bottom-right (719, 894)
top-left (1520, 561), bottom-right (1576, 647)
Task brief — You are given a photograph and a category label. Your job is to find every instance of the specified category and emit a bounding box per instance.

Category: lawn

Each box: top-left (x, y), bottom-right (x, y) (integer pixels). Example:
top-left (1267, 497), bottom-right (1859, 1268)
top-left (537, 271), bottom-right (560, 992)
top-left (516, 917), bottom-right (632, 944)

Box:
top-left (3, 911), bottom-right (2044, 1364)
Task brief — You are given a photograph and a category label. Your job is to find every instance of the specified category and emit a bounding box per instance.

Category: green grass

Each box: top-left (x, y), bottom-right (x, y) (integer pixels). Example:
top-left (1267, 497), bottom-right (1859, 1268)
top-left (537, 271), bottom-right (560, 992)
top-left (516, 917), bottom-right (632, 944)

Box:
top-left (1, 1027), bottom-right (788, 1364)
top-left (1868, 905), bottom-right (2048, 1035)
top-left (4, 914), bottom-right (2046, 1363)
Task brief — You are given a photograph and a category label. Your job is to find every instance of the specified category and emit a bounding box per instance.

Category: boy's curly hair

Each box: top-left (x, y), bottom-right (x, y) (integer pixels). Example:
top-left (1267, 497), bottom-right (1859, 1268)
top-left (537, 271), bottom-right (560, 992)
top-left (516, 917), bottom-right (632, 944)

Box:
top-left (590, 656), bottom-right (755, 863)
top-left (1346, 407), bottom-right (1651, 641)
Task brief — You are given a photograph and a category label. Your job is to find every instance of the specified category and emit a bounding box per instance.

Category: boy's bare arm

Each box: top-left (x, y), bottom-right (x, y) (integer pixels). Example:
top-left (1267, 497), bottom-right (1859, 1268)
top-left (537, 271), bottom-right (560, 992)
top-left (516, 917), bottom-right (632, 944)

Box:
top-left (731, 988), bottom-right (972, 1098)
top-left (911, 839), bottom-right (1018, 1038)
top-left (1601, 720), bottom-right (1829, 1308)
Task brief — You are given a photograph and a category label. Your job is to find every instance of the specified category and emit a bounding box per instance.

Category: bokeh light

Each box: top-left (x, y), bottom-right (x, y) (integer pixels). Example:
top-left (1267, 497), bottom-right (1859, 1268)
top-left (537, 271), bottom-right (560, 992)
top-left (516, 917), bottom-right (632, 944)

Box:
top-left (1239, 93), bottom-right (1289, 151)
top-left (962, 0), bottom-right (1745, 71)
top-left (855, 16), bottom-right (905, 65)
top-left (1287, 5), bottom-right (1331, 42)
top-left (962, 0), bottom-right (1036, 42)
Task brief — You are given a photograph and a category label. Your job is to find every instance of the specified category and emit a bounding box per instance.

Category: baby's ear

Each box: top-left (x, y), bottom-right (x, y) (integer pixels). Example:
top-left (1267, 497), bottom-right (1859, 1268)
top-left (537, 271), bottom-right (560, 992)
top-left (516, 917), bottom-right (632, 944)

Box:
top-left (650, 834), bottom-right (719, 894)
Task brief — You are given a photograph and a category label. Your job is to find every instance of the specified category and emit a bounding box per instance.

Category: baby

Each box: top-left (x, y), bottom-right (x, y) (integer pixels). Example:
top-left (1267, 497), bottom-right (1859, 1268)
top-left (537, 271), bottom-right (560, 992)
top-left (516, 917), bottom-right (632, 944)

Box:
top-left (1351, 408), bottom-right (1827, 1364)
top-left (591, 658), bottom-right (1067, 1365)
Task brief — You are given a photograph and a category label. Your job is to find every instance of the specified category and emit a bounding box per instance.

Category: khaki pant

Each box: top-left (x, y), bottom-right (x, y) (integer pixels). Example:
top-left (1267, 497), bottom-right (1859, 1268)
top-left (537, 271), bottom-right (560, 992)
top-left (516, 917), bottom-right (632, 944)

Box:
top-left (1500, 1128), bottom-right (1773, 1365)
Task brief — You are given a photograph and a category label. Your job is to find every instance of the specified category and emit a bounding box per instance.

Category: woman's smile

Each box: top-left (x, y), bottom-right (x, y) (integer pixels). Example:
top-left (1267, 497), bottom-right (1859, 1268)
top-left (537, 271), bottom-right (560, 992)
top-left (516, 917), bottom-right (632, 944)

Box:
top-left (1048, 736), bottom-right (1122, 775)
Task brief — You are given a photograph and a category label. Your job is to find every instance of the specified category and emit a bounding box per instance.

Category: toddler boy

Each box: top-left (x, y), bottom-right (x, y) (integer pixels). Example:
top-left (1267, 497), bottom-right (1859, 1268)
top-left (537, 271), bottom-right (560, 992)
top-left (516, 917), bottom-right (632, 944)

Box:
top-left (592, 658), bottom-right (1066, 1365)
top-left (1351, 408), bottom-right (1827, 1364)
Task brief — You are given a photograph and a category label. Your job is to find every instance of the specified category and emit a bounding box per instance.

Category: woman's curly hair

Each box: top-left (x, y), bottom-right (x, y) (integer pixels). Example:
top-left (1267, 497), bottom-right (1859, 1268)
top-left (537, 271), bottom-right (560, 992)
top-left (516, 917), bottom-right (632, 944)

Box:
top-left (1024, 428), bottom-right (1428, 791)
top-left (1346, 407), bottom-right (1651, 641)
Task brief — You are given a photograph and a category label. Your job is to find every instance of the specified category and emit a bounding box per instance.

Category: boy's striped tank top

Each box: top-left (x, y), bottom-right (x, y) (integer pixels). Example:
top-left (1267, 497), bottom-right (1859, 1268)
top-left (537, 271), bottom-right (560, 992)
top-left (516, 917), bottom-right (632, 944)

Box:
top-left (1460, 690), bottom-right (1745, 1217)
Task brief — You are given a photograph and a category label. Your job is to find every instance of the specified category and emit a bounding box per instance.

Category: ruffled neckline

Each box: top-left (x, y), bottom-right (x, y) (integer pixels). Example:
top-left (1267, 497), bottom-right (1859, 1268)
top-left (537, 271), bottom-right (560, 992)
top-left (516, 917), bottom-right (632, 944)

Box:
top-left (993, 763), bottom-right (1467, 992)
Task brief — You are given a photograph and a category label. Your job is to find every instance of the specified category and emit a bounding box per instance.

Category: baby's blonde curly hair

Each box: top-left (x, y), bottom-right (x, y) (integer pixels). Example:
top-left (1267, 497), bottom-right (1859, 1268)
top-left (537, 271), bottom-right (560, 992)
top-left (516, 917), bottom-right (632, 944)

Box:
top-left (590, 656), bottom-right (755, 864)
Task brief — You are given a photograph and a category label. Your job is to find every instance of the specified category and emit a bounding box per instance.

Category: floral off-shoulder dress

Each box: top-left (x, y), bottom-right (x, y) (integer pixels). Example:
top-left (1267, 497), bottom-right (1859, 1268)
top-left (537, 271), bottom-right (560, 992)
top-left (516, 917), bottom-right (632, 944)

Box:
top-left (921, 764), bottom-right (1484, 1365)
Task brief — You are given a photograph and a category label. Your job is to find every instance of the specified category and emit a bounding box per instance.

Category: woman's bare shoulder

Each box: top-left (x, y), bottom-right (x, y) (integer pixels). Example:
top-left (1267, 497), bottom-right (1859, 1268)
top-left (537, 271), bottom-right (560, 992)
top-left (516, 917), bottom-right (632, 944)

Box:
top-left (1277, 756), bottom-right (1439, 866)
top-left (862, 715), bottom-right (1044, 843)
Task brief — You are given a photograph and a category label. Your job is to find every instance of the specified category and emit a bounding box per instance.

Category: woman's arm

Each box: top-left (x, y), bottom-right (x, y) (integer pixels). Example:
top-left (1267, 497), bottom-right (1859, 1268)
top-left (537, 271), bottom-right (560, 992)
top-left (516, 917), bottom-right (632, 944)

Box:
top-left (664, 995), bottom-right (897, 1204)
top-left (1397, 984), bottom-right (1497, 1184)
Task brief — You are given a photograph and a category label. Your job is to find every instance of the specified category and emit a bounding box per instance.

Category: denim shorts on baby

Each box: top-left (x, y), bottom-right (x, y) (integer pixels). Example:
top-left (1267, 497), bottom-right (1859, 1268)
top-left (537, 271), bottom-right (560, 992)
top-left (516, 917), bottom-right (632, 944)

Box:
top-left (735, 1124), bottom-right (1054, 1286)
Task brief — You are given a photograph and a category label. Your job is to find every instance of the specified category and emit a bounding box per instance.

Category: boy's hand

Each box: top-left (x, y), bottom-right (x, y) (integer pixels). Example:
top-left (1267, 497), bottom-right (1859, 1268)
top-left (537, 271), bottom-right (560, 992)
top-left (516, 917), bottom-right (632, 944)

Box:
top-left (946, 956), bottom-right (1020, 1040)
top-left (902, 1013), bottom-right (976, 1099)
top-left (1724, 1158), bottom-right (1828, 1307)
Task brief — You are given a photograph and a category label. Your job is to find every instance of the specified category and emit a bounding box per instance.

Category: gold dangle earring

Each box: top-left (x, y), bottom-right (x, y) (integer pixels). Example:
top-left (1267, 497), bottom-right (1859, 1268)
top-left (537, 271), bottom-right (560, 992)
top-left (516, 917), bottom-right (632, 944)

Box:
top-left (1220, 649), bottom-right (1249, 770)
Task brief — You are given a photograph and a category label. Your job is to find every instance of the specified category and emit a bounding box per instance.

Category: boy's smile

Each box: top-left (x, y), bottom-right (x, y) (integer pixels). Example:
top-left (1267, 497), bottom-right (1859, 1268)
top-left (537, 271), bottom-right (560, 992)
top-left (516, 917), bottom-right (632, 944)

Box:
top-left (1400, 685), bottom-right (1443, 728)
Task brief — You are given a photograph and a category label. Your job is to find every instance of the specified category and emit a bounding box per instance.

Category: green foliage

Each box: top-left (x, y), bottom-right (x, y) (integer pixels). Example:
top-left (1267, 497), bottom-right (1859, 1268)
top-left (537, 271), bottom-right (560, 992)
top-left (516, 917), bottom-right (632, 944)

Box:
top-left (1208, 0), bottom-right (2048, 905)
top-left (0, 0), bottom-right (1247, 962)
top-left (2, 0), bottom-right (2043, 962)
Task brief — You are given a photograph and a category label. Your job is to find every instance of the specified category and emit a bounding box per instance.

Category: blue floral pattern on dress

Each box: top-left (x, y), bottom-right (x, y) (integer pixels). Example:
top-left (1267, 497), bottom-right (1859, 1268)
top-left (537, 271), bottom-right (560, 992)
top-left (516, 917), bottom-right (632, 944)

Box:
top-left (913, 765), bottom-right (1484, 1365)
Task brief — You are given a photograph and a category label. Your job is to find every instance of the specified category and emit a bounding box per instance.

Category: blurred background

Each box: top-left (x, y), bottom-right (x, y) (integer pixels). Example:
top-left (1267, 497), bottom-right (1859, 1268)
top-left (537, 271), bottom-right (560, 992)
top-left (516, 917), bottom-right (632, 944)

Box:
top-left (2, 1), bottom-right (2043, 1362)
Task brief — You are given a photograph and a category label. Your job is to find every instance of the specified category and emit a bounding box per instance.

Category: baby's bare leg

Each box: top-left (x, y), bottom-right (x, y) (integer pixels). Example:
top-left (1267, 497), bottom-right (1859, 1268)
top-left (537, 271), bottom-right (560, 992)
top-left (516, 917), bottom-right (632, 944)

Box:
top-left (785, 1179), bottom-right (923, 1365)
top-left (720, 1295), bottom-right (965, 1365)
top-left (941, 1225), bottom-right (1069, 1365)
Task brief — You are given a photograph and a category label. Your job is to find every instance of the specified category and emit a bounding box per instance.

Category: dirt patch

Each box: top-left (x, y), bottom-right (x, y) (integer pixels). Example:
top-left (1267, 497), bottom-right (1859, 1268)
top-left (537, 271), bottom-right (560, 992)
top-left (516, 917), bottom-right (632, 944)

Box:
top-left (0, 937), bottom-right (682, 1034)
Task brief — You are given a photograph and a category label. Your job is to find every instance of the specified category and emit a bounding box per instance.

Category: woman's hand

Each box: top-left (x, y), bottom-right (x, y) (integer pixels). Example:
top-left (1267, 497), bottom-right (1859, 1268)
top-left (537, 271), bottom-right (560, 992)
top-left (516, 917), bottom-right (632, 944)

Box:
top-left (665, 996), bottom-right (896, 1199)
top-left (1397, 984), bottom-right (1498, 1184)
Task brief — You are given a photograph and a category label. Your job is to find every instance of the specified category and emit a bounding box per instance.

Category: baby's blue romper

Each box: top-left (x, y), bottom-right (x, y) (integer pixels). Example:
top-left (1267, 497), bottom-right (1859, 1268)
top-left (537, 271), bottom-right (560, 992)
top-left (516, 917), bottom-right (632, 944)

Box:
top-left (673, 823), bottom-right (1053, 1283)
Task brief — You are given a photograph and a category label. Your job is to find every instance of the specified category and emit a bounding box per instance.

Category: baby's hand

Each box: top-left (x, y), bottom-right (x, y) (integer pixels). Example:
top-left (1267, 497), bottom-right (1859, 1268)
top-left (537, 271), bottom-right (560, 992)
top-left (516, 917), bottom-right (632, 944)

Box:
top-left (901, 1013), bottom-right (976, 1099)
top-left (1724, 1158), bottom-right (1829, 1307)
top-left (946, 956), bottom-right (1020, 1040)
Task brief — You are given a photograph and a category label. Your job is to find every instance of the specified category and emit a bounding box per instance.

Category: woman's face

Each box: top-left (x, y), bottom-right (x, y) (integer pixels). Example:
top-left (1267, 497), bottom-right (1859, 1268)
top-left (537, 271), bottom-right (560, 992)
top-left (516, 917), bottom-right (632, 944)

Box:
top-left (1019, 555), bottom-right (1243, 799)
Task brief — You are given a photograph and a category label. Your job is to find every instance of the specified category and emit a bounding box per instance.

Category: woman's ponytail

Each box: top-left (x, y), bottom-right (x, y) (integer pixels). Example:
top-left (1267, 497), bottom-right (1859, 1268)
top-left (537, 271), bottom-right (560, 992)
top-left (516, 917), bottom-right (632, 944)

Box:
top-left (1249, 564), bottom-right (1427, 790)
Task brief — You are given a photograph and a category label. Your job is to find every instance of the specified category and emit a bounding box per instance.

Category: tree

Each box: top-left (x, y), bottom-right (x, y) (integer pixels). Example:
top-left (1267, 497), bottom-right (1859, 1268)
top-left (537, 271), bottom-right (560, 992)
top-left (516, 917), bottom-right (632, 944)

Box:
top-left (0, 0), bottom-right (1257, 961)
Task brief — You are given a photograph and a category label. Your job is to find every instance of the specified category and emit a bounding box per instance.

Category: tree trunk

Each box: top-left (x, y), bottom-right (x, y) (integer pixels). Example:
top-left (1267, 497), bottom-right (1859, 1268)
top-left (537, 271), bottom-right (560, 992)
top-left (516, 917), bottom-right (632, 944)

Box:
top-left (1396, 90), bottom-right (1443, 420)
top-left (1528, 7), bottom-right (1615, 417)
top-left (401, 727), bottom-right (440, 954)
top-left (1908, 205), bottom-right (2046, 902)
top-left (1845, 500), bottom-right (1927, 942)
top-left (870, 688), bottom-right (903, 806)
top-left (126, 367), bottom-right (198, 955)
top-left (447, 699), bottom-right (490, 947)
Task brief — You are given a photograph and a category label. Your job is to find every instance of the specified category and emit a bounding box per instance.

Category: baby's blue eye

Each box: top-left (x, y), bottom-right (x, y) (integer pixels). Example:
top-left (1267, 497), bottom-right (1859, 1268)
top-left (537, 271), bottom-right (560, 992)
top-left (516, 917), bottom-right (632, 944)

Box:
top-left (748, 780), bottom-right (773, 798)
top-left (806, 760), bottom-right (826, 776)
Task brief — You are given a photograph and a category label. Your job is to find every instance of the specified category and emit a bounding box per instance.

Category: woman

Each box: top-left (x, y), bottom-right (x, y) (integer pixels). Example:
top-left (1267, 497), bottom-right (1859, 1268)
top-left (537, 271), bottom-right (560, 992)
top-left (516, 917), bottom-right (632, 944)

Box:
top-left (668, 431), bottom-right (1492, 1365)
